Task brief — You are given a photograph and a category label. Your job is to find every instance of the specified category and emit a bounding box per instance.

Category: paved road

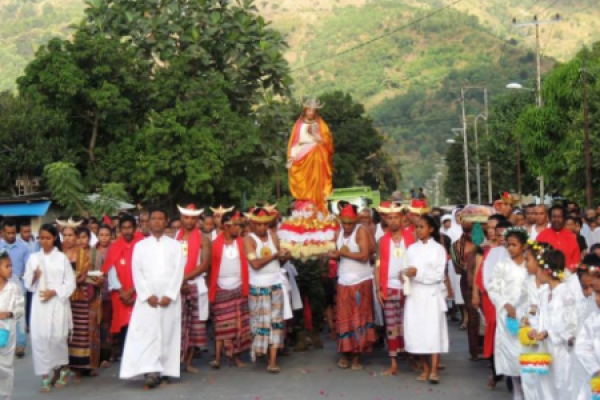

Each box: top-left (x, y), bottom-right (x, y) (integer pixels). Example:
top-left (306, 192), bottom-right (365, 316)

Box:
top-left (13, 322), bottom-right (511, 400)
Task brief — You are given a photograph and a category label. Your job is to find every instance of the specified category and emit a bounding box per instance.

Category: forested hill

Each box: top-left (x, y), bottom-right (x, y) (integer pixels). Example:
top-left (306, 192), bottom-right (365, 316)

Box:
top-left (1, 0), bottom-right (599, 186)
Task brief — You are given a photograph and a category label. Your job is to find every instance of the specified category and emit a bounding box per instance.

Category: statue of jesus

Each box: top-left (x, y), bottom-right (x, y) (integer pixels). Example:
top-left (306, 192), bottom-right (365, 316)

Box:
top-left (286, 98), bottom-right (334, 214)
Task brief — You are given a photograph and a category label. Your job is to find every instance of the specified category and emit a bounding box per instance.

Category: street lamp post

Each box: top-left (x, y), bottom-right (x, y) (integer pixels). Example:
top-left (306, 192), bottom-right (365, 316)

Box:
top-left (460, 88), bottom-right (470, 205)
top-left (473, 113), bottom-right (486, 205)
top-left (513, 14), bottom-right (561, 204)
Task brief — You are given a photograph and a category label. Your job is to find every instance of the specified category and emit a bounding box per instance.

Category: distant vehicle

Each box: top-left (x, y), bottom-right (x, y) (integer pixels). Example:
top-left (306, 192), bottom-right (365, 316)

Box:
top-left (328, 186), bottom-right (381, 214)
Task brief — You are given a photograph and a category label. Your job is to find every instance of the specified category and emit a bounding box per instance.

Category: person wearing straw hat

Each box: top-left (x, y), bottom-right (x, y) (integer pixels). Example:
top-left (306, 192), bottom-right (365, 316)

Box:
top-left (244, 208), bottom-right (290, 373)
top-left (208, 211), bottom-right (251, 369)
top-left (175, 204), bottom-right (211, 374)
top-left (374, 202), bottom-right (415, 376)
top-left (286, 98), bottom-right (334, 215)
top-left (329, 204), bottom-right (376, 370)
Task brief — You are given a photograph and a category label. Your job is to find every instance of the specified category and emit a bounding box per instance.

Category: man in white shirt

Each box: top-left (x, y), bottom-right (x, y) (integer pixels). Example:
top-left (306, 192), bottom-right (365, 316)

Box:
top-left (529, 204), bottom-right (548, 241)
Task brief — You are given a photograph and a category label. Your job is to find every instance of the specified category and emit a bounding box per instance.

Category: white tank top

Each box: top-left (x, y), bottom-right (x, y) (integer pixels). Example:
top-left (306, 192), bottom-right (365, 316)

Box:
top-left (387, 236), bottom-right (407, 290)
top-left (249, 232), bottom-right (281, 287)
top-left (337, 225), bottom-right (372, 286)
top-left (218, 242), bottom-right (242, 290)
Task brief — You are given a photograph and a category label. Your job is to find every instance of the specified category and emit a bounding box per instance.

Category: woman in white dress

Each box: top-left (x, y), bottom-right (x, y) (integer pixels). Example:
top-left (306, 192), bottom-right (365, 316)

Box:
top-left (403, 215), bottom-right (448, 384)
top-left (488, 227), bottom-right (530, 400)
top-left (574, 277), bottom-right (600, 400)
top-left (24, 224), bottom-right (76, 393)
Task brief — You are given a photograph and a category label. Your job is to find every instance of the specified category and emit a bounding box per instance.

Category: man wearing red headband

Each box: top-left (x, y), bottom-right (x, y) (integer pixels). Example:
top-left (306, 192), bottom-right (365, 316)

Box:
top-left (329, 204), bottom-right (375, 370)
top-left (175, 204), bottom-right (211, 373)
top-left (208, 211), bottom-right (251, 369)
top-left (374, 202), bottom-right (415, 376)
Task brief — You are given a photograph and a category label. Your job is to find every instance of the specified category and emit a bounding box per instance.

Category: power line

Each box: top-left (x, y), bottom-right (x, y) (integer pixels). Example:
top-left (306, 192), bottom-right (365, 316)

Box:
top-left (291, 0), bottom-right (464, 72)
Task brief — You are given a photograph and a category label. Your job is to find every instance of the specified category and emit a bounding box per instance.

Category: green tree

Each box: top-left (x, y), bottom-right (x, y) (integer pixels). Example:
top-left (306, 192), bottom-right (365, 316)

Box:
top-left (0, 92), bottom-right (75, 193)
top-left (80, 0), bottom-right (291, 112)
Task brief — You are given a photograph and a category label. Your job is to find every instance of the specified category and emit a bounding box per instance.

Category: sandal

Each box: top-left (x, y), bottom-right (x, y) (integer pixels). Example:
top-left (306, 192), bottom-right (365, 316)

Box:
top-left (54, 369), bottom-right (70, 388)
top-left (380, 369), bottom-right (398, 376)
top-left (429, 374), bottom-right (440, 384)
top-left (459, 323), bottom-right (467, 331)
top-left (337, 358), bottom-right (349, 369)
top-left (40, 378), bottom-right (53, 393)
top-left (351, 363), bottom-right (363, 371)
top-left (209, 359), bottom-right (221, 369)
top-left (416, 373), bottom-right (429, 381)
top-left (267, 365), bottom-right (281, 373)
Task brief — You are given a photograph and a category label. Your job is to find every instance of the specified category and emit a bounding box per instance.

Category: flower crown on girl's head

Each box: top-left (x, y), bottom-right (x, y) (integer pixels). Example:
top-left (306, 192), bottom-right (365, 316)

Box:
top-left (503, 226), bottom-right (529, 242)
top-left (528, 240), bottom-right (565, 281)
top-left (578, 257), bottom-right (600, 277)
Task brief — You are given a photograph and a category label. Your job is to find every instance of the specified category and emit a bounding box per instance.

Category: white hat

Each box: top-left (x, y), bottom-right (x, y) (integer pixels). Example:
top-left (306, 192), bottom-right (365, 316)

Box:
top-left (441, 215), bottom-right (452, 223)
top-left (177, 204), bottom-right (204, 217)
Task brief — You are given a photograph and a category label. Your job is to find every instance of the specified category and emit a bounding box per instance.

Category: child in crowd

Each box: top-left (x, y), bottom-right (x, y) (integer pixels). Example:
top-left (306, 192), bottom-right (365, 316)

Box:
top-left (0, 251), bottom-right (25, 399)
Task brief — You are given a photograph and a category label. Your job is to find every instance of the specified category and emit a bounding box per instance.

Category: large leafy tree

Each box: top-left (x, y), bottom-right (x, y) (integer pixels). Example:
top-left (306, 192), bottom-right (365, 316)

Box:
top-left (80, 0), bottom-right (291, 112)
top-left (17, 30), bottom-right (152, 181)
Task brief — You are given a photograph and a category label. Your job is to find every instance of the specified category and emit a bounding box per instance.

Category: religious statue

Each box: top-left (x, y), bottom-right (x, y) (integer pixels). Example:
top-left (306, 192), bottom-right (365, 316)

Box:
top-left (286, 98), bottom-right (334, 215)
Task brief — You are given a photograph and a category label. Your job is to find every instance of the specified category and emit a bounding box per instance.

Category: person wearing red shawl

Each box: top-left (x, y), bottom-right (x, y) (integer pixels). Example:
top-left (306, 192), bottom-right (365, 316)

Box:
top-left (374, 202), bottom-right (415, 376)
top-left (536, 205), bottom-right (581, 269)
top-left (101, 215), bottom-right (143, 358)
top-left (208, 211), bottom-right (251, 369)
top-left (286, 98), bottom-right (334, 215)
top-left (329, 204), bottom-right (376, 370)
top-left (175, 204), bottom-right (211, 373)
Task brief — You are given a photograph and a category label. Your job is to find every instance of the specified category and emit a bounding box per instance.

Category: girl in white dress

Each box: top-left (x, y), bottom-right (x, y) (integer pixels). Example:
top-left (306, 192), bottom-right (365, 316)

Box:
top-left (24, 224), bottom-right (76, 393)
top-left (403, 215), bottom-right (448, 384)
top-left (488, 227), bottom-right (530, 400)
top-left (0, 251), bottom-right (25, 399)
top-left (530, 249), bottom-right (578, 399)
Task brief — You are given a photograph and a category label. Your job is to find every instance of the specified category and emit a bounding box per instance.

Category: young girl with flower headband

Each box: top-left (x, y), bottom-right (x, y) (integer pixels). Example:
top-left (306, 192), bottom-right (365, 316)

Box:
top-left (520, 240), bottom-right (554, 400)
top-left (528, 249), bottom-right (578, 399)
top-left (488, 227), bottom-right (530, 400)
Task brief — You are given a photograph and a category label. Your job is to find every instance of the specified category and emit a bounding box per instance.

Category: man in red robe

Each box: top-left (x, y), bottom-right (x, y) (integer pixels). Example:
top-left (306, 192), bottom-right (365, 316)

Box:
top-left (537, 205), bottom-right (581, 269)
top-left (175, 204), bottom-right (211, 373)
top-left (102, 215), bottom-right (143, 355)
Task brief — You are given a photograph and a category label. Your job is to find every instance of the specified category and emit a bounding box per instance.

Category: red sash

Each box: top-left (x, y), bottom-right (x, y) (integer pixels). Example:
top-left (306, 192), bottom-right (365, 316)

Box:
top-left (208, 233), bottom-right (249, 302)
top-left (379, 230), bottom-right (415, 300)
top-left (101, 232), bottom-right (143, 332)
top-left (176, 228), bottom-right (201, 275)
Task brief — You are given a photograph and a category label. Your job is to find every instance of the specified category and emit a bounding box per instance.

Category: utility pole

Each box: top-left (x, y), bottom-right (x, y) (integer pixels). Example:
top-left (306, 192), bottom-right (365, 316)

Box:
top-left (483, 86), bottom-right (492, 203)
top-left (460, 88), bottom-right (471, 204)
top-left (513, 14), bottom-right (561, 205)
top-left (582, 56), bottom-right (593, 209)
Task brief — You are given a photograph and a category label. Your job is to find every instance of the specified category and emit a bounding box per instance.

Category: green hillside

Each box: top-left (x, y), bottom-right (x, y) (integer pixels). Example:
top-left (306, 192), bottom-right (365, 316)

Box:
top-left (1, 0), bottom-right (599, 188)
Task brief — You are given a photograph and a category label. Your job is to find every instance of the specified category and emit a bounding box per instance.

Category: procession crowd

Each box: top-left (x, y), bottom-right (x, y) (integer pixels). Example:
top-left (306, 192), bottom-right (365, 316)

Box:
top-left (0, 194), bottom-right (599, 400)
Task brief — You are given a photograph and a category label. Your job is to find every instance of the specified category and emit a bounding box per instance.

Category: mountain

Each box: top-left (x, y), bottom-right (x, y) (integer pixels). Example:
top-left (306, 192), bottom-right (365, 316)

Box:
top-left (1, 0), bottom-right (599, 189)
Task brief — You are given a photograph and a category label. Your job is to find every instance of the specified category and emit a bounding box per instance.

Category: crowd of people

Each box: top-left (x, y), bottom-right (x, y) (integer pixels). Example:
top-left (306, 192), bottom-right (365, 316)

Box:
top-left (0, 194), bottom-right (599, 400)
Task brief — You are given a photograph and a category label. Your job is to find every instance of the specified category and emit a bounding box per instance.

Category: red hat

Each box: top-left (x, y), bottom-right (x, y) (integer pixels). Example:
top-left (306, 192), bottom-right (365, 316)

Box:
top-left (339, 204), bottom-right (358, 223)
top-left (408, 199), bottom-right (430, 215)
top-left (377, 201), bottom-right (405, 214)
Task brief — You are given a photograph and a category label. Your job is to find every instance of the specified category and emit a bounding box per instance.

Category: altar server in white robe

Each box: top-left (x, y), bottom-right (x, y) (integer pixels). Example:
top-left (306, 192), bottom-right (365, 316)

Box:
top-left (24, 224), bottom-right (75, 393)
top-left (575, 278), bottom-right (600, 400)
top-left (403, 215), bottom-right (448, 384)
top-left (120, 208), bottom-right (185, 389)
top-left (488, 227), bottom-right (530, 400)
top-left (0, 251), bottom-right (25, 399)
